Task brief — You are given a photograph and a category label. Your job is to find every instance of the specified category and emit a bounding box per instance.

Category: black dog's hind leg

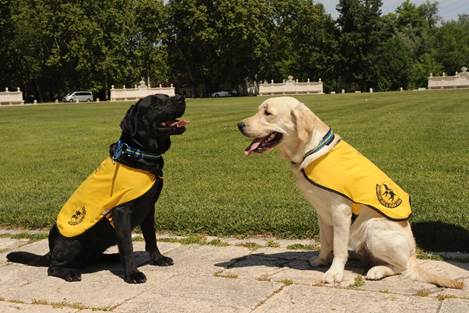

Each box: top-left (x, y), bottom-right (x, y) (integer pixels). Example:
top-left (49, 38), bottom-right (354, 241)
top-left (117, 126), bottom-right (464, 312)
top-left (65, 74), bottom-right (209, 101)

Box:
top-left (141, 207), bottom-right (174, 266)
top-left (112, 205), bottom-right (146, 284)
top-left (48, 239), bottom-right (82, 282)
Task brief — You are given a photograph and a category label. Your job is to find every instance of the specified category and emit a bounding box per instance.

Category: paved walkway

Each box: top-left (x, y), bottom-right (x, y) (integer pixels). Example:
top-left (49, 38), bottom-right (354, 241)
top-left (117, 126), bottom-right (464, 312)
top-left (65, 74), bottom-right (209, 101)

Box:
top-left (0, 231), bottom-right (468, 313)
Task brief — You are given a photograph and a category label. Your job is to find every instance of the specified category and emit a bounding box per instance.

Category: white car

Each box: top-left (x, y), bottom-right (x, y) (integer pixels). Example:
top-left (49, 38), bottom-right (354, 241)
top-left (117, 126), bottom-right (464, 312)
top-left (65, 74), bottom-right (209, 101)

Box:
top-left (211, 90), bottom-right (232, 97)
top-left (62, 91), bottom-right (93, 102)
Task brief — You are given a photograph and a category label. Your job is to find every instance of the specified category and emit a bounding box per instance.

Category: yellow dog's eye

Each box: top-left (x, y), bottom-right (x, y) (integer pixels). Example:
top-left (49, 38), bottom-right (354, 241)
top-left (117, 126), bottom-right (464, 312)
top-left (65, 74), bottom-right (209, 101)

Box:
top-left (264, 110), bottom-right (272, 116)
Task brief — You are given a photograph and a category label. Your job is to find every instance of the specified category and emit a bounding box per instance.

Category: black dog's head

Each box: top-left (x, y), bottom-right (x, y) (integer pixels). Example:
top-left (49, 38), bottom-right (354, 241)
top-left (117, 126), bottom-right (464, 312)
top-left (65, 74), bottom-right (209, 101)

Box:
top-left (120, 94), bottom-right (188, 154)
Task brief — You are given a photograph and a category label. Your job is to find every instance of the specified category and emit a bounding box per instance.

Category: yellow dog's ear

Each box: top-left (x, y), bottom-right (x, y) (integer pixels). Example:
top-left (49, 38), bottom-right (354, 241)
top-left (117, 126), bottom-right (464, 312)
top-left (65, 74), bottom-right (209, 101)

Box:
top-left (291, 106), bottom-right (315, 143)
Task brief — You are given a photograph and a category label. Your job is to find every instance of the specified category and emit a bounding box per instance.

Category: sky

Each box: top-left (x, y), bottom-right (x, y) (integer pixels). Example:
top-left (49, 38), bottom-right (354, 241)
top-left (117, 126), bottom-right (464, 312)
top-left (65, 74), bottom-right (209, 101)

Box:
top-left (316, 0), bottom-right (469, 21)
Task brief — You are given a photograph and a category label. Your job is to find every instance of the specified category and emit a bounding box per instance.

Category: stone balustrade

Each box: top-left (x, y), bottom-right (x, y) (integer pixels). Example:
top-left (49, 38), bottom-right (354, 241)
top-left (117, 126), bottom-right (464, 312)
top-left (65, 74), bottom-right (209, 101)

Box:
top-left (0, 87), bottom-right (24, 105)
top-left (258, 76), bottom-right (323, 96)
top-left (110, 80), bottom-right (175, 101)
top-left (428, 66), bottom-right (469, 90)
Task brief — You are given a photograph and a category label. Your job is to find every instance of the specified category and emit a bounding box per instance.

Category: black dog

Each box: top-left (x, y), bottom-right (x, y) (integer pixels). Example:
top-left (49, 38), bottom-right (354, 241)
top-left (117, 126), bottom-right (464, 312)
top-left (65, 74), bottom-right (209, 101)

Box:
top-left (7, 94), bottom-right (188, 284)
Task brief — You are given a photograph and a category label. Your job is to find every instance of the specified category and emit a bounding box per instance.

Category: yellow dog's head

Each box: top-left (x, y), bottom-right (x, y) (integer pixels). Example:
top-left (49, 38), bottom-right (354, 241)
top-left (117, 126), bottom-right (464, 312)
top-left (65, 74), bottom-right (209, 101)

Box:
top-left (238, 96), bottom-right (329, 162)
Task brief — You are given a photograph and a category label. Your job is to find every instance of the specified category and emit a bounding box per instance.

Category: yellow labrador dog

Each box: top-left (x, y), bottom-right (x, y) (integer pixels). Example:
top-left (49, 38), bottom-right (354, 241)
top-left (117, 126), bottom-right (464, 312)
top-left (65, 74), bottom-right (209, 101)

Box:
top-left (238, 96), bottom-right (463, 289)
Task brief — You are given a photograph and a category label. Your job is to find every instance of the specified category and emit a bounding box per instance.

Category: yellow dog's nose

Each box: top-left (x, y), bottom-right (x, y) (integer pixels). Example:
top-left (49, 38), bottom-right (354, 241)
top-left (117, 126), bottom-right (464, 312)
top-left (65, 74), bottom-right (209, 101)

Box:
top-left (237, 121), bottom-right (246, 132)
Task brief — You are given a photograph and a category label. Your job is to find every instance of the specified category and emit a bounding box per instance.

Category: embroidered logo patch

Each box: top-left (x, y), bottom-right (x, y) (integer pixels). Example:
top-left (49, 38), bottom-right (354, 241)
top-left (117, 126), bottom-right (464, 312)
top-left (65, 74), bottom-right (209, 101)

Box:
top-left (376, 183), bottom-right (402, 208)
top-left (68, 206), bottom-right (86, 225)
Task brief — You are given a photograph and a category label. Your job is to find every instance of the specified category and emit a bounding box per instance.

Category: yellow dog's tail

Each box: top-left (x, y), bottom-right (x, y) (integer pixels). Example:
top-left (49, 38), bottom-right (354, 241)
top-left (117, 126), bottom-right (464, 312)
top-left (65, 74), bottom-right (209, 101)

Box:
top-left (406, 256), bottom-right (464, 289)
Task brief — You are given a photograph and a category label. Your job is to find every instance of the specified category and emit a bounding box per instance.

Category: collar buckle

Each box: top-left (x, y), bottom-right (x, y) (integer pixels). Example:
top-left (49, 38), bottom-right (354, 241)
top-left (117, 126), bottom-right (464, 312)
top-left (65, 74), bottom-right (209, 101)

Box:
top-left (112, 140), bottom-right (161, 162)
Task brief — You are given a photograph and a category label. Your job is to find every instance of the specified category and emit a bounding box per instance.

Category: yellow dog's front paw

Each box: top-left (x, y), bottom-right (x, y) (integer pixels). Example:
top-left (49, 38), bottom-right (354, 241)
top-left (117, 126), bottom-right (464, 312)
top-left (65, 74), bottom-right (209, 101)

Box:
top-left (323, 266), bottom-right (344, 284)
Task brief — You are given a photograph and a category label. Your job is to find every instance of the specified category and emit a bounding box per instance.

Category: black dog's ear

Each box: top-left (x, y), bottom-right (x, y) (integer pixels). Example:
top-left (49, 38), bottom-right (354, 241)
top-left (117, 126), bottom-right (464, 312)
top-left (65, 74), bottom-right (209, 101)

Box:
top-left (120, 101), bottom-right (140, 136)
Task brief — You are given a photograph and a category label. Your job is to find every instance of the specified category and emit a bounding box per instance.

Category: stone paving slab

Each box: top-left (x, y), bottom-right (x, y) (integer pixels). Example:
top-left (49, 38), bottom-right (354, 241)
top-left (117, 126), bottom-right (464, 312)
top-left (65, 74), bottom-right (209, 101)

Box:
top-left (0, 233), bottom-right (468, 313)
top-left (439, 298), bottom-right (469, 313)
top-left (115, 274), bottom-right (282, 313)
top-left (0, 238), bottom-right (30, 252)
top-left (0, 301), bottom-right (77, 313)
top-left (251, 284), bottom-right (442, 313)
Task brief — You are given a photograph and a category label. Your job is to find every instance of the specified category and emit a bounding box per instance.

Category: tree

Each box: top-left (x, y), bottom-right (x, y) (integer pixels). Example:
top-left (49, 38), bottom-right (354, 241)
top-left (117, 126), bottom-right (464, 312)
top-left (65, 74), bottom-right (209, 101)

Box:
top-left (134, 0), bottom-right (169, 86)
top-left (167, 0), bottom-right (272, 96)
top-left (391, 0), bottom-right (442, 88)
top-left (374, 34), bottom-right (413, 91)
top-left (0, 0), bottom-right (15, 89)
top-left (167, 0), bottom-right (338, 95)
top-left (259, 0), bottom-right (338, 90)
top-left (336, 0), bottom-right (385, 91)
top-left (434, 15), bottom-right (469, 74)
top-left (167, 0), bottom-right (216, 96)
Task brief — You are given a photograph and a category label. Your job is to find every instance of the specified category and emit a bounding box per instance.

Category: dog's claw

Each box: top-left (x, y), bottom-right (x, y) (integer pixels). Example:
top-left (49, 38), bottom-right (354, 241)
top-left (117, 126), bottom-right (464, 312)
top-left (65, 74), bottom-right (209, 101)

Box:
top-left (65, 270), bottom-right (82, 282)
top-left (125, 270), bottom-right (147, 284)
top-left (151, 256), bottom-right (174, 266)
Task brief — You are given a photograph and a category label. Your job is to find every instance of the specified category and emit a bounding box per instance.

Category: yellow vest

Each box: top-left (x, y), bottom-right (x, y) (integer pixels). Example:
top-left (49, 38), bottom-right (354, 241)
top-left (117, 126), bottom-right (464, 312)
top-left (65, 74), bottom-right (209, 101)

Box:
top-left (302, 141), bottom-right (411, 220)
top-left (57, 157), bottom-right (157, 237)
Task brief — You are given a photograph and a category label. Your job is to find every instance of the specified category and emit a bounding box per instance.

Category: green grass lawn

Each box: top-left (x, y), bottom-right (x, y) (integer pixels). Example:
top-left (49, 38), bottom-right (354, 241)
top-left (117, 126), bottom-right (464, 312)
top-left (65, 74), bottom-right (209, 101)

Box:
top-left (0, 90), bottom-right (468, 251)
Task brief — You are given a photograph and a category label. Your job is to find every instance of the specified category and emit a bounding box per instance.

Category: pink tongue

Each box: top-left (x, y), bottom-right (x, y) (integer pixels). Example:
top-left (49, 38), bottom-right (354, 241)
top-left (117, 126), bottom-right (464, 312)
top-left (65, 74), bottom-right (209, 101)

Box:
top-left (244, 139), bottom-right (262, 156)
top-left (170, 119), bottom-right (189, 127)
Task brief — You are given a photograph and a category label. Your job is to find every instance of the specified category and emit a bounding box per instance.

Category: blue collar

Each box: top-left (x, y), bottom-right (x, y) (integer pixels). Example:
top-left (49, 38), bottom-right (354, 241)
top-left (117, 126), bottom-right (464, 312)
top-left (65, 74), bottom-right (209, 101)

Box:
top-left (302, 129), bottom-right (335, 162)
top-left (112, 140), bottom-right (162, 162)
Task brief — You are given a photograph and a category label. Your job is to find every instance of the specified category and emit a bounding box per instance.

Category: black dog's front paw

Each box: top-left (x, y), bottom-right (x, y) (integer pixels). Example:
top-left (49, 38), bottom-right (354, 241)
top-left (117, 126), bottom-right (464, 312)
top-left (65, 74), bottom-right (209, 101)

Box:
top-left (125, 270), bottom-right (147, 284)
top-left (48, 266), bottom-right (82, 282)
top-left (65, 270), bottom-right (82, 282)
top-left (150, 254), bottom-right (174, 266)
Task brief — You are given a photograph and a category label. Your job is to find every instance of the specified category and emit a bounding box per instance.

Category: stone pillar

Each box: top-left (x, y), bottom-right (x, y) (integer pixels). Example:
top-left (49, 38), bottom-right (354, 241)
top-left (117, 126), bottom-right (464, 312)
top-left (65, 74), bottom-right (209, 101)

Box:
top-left (369, 88), bottom-right (373, 93)
top-left (341, 89), bottom-right (345, 94)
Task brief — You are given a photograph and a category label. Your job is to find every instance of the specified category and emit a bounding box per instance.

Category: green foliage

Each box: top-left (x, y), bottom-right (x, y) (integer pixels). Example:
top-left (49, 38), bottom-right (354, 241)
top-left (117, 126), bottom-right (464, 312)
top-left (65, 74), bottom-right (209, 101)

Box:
top-left (261, 0), bottom-right (338, 88)
top-left (0, 1), bottom-right (468, 96)
top-left (336, 0), bottom-right (385, 91)
top-left (375, 35), bottom-right (413, 91)
top-left (1, 0), bottom-right (168, 100)
top-left (434, 16), bottom-right (469, 74)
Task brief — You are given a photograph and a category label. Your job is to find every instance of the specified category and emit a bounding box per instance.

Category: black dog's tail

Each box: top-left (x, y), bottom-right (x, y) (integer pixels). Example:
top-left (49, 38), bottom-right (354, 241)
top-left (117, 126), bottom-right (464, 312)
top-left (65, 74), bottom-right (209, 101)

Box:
top-left (6, 251), bottom-right (50, 267)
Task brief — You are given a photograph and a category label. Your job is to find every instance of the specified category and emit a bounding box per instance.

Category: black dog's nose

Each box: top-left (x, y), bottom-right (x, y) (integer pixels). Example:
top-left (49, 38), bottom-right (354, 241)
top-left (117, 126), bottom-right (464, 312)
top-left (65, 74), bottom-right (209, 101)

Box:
top-left (237, 121), bottom-right (246, 132)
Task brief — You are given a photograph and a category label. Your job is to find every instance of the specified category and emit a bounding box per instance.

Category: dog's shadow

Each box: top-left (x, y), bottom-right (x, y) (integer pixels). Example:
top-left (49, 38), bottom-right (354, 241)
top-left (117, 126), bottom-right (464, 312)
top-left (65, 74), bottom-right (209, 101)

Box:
top-left (412, 221), bottom-right (469, 253)
top-left (215, 251), bottom-right (365, 274)
top-left (81, 251), bottom-right (153, 279)
top-left (214, 221), bottom-right (469, 275)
